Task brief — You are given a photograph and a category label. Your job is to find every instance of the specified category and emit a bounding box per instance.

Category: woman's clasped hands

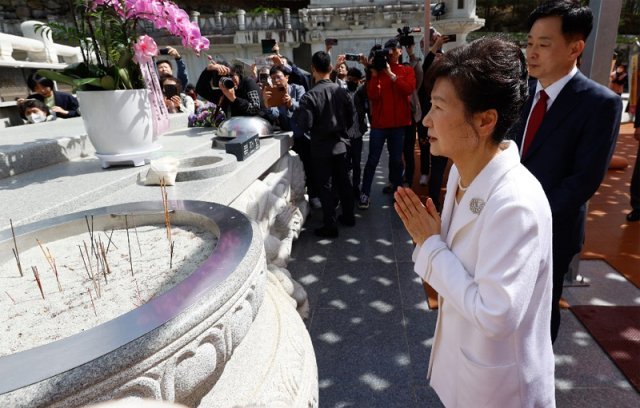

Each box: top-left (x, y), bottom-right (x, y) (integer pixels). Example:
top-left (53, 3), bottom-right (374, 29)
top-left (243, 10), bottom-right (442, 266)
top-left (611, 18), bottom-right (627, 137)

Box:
top-left (394, 187), bottom-right (441, 246)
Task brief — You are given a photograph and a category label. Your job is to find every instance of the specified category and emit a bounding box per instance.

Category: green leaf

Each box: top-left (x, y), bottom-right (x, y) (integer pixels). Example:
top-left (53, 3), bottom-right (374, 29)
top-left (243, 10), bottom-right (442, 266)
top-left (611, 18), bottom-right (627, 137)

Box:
top-left (35, 69), bottom-right (81, 87)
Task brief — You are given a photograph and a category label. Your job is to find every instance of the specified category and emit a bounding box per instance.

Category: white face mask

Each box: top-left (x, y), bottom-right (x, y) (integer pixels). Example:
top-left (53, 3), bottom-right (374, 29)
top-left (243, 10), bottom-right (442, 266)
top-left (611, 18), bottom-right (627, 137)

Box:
top-left (27, 113), bottom-right (46, 124)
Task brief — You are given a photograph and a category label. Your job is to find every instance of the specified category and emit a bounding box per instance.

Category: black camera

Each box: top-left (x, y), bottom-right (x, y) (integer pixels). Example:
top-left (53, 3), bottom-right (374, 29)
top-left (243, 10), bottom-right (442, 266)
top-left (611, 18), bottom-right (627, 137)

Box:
top-left (345, 53), bottom-right (360, 62)
top-left (159, 47), bottom-right (170, 55)
top-left (220, 77), bottom-right (235, 89)
top-left (163, 84), bottom-right (178, 98)
top-left (372, 49), bottom-right (390, 71)
top-left (397, 26), bottom-right (421, 47)
top-left (258, 72), bottom-right (269, 84)
top-left (211, 72), bottom-right (235, 90)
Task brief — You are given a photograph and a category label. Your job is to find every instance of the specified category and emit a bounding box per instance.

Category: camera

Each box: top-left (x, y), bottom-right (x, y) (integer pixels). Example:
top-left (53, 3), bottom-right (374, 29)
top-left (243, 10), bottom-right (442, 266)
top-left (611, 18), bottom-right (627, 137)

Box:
top-left (325, 38), bottom-right (338, 46)
top-left (345, 53), bottom-right (360, 62)
top-left (397, 26), bottom-right (421, 47)
top-left (163, 84), bottom-right (178, 98)
top-left (211, 72), bottom-right (235, 90)
top-left (159, 47), bottom-right (170, 55)
top-left (372, 49), bottom-right (390, 71)
top-left (445, 34), bottom-right (457, 42)
top-left (220, 77), bottom-right (235, 90)
top-left (258, 72), bottom-right (269, 84)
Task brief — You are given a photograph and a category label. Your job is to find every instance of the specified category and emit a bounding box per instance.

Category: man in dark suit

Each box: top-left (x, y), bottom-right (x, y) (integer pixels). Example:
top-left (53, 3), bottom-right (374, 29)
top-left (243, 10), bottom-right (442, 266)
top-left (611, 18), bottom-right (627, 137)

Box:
top-left (294, 51), bottom-right (355, 238)
top-left (508, 0), bottom-right (622, 343)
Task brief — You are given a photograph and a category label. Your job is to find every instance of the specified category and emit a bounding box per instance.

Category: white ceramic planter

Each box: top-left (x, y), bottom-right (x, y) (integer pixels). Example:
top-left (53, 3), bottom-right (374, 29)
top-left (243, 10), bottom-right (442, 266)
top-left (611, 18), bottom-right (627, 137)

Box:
top-left (77, 89), bottom-right (161, 168)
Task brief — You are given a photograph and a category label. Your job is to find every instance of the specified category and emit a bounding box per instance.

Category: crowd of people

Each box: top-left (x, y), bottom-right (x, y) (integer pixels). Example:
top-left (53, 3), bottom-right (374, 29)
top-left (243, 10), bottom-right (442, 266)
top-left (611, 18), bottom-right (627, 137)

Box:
top-left (8, 0), bottom-right (638, 404)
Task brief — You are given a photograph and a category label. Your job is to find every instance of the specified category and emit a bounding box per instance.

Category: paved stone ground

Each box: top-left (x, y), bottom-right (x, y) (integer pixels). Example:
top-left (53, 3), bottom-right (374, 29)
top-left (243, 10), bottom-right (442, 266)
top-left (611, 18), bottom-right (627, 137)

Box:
top-left (288, 137), bottom-right (640, 407)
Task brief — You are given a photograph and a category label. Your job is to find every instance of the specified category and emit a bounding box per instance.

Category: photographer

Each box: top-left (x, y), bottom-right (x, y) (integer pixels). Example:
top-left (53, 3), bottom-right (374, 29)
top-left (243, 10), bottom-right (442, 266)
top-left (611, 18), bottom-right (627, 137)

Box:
top-left (160, 74), bottom-right (194, 114)
top-left (156, 46), bottom-right (189, 89)
top-left (195, 60), bottom-right (262, 118)
top-left (263, 65), bottom-right (305, 133)
top-left (358, 38), bottom-right (416, 209)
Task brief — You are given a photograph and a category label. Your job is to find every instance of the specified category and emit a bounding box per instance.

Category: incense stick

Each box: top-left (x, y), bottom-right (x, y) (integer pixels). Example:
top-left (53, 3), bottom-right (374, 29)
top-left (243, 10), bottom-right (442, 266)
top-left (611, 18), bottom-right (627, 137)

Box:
top-left (78, 245), bottom-right (91, 280)
top-left (87, 288), bottom-right (97, 317)
top-left (85, 215), bottom-right (96, 259)
top-left (48, 249), bottom-right (62, 292)
top-left (83, 241), bottom-right (94, 278)
top-left (160, 178), bottom-right (172, 240)
top-left (104, 229), bottom-right (117, 253)
top-left (169, 240), bottom-right (175, 269)
top-left (99, 240), bottom-right (111, 277)
top-left (125, 215), bottom-right (134, 276)
top-left (131, 215), bottom-right (142, 256)
top-left (32, 266), bottom-right (45, 299)
top-left (10, 219), bottom-right (23, 277)
top-left (5, 291), bottom-right (16, 305)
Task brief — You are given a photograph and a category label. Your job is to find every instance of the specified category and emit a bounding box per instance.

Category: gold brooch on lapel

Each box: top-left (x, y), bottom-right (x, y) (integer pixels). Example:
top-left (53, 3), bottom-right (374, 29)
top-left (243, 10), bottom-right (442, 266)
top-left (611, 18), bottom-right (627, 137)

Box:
top-left (470, 198), bottom-right (485, 214)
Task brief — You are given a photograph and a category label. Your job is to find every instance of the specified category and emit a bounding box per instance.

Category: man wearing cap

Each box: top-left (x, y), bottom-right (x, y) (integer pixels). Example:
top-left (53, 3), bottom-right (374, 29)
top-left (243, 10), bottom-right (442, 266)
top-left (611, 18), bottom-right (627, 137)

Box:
top-left (359, 38), bottom-right (416, 209)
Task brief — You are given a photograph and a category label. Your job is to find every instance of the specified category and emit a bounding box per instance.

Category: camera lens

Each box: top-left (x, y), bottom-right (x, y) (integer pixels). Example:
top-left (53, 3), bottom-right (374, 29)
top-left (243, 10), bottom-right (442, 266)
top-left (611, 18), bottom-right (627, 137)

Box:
top-left (221, 77), bottom-right (235, 89)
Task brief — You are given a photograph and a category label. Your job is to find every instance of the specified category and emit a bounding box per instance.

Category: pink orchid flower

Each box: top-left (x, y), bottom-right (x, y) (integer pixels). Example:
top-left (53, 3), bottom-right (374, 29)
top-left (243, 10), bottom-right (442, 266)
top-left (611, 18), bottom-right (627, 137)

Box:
top-left (133, 35), bottom-right (158, 64)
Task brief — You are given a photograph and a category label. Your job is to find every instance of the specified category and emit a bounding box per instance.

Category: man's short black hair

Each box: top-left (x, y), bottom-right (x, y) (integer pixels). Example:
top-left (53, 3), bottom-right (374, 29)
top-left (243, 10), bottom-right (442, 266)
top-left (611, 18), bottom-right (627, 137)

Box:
top-left (269, 64), bottom-right (290, 77)
top-left (156, 59), bottom-right (172, 68)
top-left (311, 51), bottom-right (332, 74)
top-left (347, 67), bottom-right (363, 79)
top-left (527, 0), bottom-right (593, 42)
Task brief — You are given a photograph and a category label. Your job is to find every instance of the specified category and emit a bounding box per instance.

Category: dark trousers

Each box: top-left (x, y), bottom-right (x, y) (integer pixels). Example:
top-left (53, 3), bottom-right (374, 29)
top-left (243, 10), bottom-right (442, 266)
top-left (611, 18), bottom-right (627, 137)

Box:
top-left (347, 137), bottom-right (363, 195)
top-left (362, 127), bottom-right (404, 195)
top-left (429, 154), bottom-right (448, 212)
top-left (312, 152), bottom-right (354, 228)
top-left (292, 136), bottom-right (317, 198)
top-left (403, 122), bottom-right (417, 186)
top-left (631, 142), bottom-right (640, 210)
top-left (551, 248), bottom-right (575, 343)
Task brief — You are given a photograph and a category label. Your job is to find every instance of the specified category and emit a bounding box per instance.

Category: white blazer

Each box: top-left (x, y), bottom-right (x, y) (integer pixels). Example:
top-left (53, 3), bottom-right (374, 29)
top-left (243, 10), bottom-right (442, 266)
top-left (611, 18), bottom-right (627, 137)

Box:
top-left (413, 141), bottom-right (555, 407)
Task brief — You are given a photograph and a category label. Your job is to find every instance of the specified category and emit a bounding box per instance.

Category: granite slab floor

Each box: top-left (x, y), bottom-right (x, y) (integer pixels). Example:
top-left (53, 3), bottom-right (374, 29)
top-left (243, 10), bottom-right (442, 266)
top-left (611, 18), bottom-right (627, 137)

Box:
top-left (287, 137), bottom-right (640, 407)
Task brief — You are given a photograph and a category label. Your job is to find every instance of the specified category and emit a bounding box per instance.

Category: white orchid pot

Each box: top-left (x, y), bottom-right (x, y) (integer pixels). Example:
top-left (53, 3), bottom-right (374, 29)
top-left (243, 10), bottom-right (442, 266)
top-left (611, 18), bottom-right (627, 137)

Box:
top-left (77, 89), bottom-right (161, 168)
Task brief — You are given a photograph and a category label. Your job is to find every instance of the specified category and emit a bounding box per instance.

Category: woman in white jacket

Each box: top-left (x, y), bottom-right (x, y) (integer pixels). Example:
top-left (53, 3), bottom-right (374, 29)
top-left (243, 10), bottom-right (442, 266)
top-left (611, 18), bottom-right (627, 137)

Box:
top-left (394, 36), bottom-right (555, 407)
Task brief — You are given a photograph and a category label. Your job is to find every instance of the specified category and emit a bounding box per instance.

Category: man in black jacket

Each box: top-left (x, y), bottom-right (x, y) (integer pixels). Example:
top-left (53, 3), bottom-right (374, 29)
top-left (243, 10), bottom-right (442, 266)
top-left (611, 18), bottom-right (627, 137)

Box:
top-left (294, 51), bottom-right (355, 238)
top-left (195, 61), bottom-right (261, 118)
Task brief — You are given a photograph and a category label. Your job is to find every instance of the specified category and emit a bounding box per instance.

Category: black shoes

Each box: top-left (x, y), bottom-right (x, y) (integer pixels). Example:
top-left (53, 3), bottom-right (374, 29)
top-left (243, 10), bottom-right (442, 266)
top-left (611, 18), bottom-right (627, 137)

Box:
top-left (314, 225), bottom-right (339, 238)
top-left (627, 209), bottom-right (640, 222)
top-left (338, 214), bottom-right (356, 226)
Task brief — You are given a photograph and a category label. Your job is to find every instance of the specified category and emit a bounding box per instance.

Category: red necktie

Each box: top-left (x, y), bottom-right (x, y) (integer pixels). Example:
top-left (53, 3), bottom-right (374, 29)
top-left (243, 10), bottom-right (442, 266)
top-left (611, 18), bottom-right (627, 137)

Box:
top-left (522, 90), bottom-right (549, 156)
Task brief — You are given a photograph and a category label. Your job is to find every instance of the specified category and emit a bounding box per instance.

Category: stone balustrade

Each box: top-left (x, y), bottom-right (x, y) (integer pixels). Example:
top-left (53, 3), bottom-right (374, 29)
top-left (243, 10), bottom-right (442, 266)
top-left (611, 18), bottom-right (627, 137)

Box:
top-left (0, 20), bottom-right (81, 68)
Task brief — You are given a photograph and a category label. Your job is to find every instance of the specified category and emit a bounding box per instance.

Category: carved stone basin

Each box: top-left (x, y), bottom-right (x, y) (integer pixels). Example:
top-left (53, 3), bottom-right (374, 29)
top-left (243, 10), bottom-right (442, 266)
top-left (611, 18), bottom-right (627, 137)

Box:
top-left (0, 201), bottom-right (266, 407)
top-left (175, 154), bottom-right (237, 182)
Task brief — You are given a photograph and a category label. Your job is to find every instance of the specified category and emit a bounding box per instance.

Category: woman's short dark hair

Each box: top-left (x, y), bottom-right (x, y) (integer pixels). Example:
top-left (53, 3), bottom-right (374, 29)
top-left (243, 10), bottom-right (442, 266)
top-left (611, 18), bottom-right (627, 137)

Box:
top-left (27, 73), bottom-right (54, 92)
top-left (19, 99), bottom-right (51, 118)
top-left (430, 36), bottom-right (528, 143)
top-left (527, 0), bottom-right (593, 42)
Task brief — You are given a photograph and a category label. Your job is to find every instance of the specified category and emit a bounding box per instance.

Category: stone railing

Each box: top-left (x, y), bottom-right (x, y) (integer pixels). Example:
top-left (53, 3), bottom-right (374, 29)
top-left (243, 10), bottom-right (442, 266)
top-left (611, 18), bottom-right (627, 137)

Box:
top-left (0, 20), bottom-right (81, 68)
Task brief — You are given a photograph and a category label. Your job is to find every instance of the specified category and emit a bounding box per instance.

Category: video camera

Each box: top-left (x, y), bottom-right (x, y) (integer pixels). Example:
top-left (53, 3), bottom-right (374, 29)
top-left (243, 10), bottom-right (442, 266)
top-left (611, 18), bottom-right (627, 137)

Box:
top-left (372, 49), bottom-right (390, 71)
top-left (396, 26), bottom-right (421, 47)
